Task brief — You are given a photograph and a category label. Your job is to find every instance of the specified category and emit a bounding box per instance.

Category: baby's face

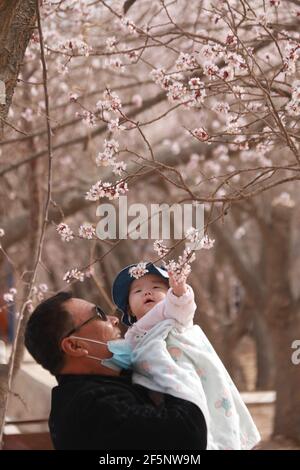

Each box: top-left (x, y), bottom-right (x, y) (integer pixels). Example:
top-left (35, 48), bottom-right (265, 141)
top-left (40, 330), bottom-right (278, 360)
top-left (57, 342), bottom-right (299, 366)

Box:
top-left (128, 274), bottom-right (168, 320)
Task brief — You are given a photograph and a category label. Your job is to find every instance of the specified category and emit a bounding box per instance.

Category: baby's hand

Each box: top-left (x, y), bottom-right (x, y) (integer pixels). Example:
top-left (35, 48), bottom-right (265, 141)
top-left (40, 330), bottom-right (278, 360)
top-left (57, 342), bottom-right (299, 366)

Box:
top-left (168, 272), bottom-right (187, 297)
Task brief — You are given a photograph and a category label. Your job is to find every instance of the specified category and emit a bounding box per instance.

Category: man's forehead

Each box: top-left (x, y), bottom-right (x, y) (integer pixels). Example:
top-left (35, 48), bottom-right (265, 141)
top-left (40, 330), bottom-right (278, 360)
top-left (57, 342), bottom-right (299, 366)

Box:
top-left (65, 298), bottom-right (95, 321)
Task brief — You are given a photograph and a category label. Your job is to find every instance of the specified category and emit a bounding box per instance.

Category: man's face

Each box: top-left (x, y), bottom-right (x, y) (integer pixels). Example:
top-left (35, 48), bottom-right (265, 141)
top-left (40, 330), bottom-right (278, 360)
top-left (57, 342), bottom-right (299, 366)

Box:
top-left (64, 298), bottom-right (121, 359)
top-left (128, 274), bottom-right (168, 320)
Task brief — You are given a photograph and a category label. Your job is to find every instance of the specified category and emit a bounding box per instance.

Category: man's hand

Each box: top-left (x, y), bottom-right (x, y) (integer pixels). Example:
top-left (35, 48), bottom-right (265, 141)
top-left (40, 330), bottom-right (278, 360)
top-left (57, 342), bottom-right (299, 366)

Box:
top-left (168, 272), bottom-right (187, 297)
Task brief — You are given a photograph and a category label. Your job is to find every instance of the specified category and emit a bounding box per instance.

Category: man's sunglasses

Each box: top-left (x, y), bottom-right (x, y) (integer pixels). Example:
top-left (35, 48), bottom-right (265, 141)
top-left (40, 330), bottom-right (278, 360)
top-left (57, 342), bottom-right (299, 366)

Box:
top-left (64, 305), bottom-right (107, 338)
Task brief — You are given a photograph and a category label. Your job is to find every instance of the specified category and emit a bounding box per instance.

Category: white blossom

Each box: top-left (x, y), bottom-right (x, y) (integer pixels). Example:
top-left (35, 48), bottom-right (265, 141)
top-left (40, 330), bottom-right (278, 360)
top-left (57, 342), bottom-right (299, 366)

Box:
top-left (175, 52), bottom-right (198, 71)
top-left (85, 180), bottom-right (128, 201)
top-left (112, 161), bottom-right (127, 175)
top-left (106, 36), bottom-right (117, 51)
top-left (21, 108), bottom-right (34, 122)
top-left (3, 293), bottom-right (14, 303)
top-left (132, 94), bottom-right (143, 107)
top-left (193, 127), bottom-right (209, 141)
top-left (272, 192), bottom-right (295, 208)
top-left (79, 223), bottom-right (96, 239)
top-left (63, 268), bottom-right (85, 283)
top-left (56, 223), bottom-right (74, 242)
top-left (153, 240), bottom-right (169, 257)
top-left (129, 262), bottom-right (149, 279)
top-left (120, 17), bottom-right (138, 35)
top-left (39, 284), bottom-right (48, 293)
top-left (234, 226), bottom-right (246, 240)
top-left (69, 92), bottom-right (78, 102)
top-left (164, 247), bottom-right (196, 283)
top-left (200, 235), bottom-right (215, 250)
top-left (108, 118), bottom-right (125, 132)
top-left (186, 227), bottom-right (202, 244)
top-left (96, 89), bottom-right (122, 112)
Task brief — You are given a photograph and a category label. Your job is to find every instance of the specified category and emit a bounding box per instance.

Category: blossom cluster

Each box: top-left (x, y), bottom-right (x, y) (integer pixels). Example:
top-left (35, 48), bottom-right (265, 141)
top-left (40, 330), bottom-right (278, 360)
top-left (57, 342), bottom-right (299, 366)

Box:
top-left (164, 247), bottom-right (196, 283)
top-left (85, 180), bottom-right (128, 201)
top-left (129, 262), bottom-right (149, 279)
top-left (152, 230), bottom-right (215, 283)
top-left (78, 223), bottom-right (96, 239)
top-left (31, 284), bottom-right (49, 302)
top-left (193, 127), bottom-right (209, 142)
top-left (95, 139), bottom-right (126, 176)
top-left (57, 38), bottom-right (92, 56)
top-left (75, 110), bottom-right (96, 128)
top-left (286, 81), bottom-right (300, 116)
top-left (153, 240), bottom-right (170, 257)
top-left (3, 288), bottom-right (17, 304)
top-left (120, 17), bottom-right (138, 35)
top-left (150, 68), bottom-right (206, 107)
top-left (63, 268), bottom-right (85, 283)
top-left (56, 223), bottom-right (74, 242)
top-left (96, 89), bottom-right (122, 113)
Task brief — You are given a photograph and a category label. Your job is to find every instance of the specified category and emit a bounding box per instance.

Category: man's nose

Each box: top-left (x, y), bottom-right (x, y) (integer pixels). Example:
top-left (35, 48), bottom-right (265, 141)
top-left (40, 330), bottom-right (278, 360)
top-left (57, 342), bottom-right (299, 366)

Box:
top-left (109, 315), bottom-right (119, 326)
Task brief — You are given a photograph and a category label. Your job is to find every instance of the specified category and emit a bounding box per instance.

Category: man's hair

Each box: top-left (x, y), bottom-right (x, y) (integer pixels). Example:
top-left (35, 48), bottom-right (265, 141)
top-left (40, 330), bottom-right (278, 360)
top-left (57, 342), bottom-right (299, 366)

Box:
top-left (24, 291), bottom-right (74, 375)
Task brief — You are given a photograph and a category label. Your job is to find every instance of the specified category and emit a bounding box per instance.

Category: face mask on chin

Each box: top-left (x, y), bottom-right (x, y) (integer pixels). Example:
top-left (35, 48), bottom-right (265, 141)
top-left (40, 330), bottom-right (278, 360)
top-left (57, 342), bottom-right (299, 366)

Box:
top-left (70, 336), bottom-right (133, 371)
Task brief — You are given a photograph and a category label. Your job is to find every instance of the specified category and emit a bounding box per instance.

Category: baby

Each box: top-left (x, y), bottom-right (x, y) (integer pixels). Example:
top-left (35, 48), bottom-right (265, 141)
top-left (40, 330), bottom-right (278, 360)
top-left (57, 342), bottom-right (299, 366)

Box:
top-left (111, 262), bottom-right (261, 450)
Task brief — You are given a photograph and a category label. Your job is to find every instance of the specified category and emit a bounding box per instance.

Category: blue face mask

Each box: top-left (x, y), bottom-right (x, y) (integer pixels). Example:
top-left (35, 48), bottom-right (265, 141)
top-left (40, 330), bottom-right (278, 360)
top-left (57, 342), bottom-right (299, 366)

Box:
top-left (71, 336), bottom-right (133, 371)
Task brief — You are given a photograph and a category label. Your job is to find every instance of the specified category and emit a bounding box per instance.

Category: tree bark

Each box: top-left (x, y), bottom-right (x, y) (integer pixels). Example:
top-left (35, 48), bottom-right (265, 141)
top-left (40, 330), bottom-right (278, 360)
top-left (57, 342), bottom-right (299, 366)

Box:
top-left (264, 204), bottom-right (300, 441)
top-left (252, 312), bottom-right (275, 390)
top-left (0, 0), bottom-right (36, 137)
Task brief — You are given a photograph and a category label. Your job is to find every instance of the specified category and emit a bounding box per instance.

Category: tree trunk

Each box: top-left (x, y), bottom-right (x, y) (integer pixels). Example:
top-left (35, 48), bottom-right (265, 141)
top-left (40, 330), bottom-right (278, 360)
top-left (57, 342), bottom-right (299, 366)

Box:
top-left (264, 204), bottom-right (300, 442)
top-left (252, 312), bottom-right (275, 390)
top-left (0, 0), bottom-right (36, 137)
top-left (269, 312), bottom-right (300, 441)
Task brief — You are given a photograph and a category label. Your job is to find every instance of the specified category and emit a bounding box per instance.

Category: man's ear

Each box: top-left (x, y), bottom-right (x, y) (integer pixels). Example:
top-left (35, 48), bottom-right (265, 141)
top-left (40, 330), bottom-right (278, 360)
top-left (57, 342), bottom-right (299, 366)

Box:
top-left (61, 337), bottom-right (89, 357)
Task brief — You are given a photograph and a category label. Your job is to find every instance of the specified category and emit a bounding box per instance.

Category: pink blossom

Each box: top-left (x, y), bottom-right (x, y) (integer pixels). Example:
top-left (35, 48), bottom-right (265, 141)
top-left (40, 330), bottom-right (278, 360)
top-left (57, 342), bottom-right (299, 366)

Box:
top-left (3, 293), bottom-right (14, 303)
top-left (164, 247), bottom-right (196, 283)
top-left (39, 284), bottom-right (48, 293)
top-left (186, 227), bottom-right (201, 244)
top-left (193, 127), bottom-right (209, 141)
top-left (63, 269), bottom-right (85, 283)
top-left (127, 50), bottom-right (139, 62)
top-left (153, 240), bottom-right (169, 257)
top-left (85, 180), bottom-right (128, 201)
top-left (129, 263), bottom-right (149, 279)
top-left (225, 34), bottom-right (237, 47)
top-left (200, 235), bottom-right (215, 250)
top-left (166, 81), bottom-right (187, 103)
top-left (96, 89), bottom-right (122, 112)
top-left (112, 161), bottom-right (127, 175)
top-left (132, 94), bottom-right (143, 107)
top-left (107, 118), bottom-right (126, 132)
top-left (106, 36), bottom-right (117, 51)
top-left (120, 17), bottom-right (138, 35)
top-left (204, 62), bottom-right (219, 78)
top-left (175, 52), bottom-right (198, 71)
top-left (69, 92), bottom-right (78, 102)
top-left (79, 223), bottom-right (96, 239)
top-left (56, 223), bottom-right (74, 242)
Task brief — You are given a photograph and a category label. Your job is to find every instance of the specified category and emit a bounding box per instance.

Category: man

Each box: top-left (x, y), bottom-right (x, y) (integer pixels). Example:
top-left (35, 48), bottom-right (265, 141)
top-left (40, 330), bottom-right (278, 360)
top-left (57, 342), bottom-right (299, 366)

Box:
top-left (24, 292), bottom-right (207, 450)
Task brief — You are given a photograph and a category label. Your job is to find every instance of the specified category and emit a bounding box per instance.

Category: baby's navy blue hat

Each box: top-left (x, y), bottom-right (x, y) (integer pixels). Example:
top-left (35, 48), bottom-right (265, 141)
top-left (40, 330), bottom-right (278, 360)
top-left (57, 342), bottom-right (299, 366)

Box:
top-left (112, 262), bottom-right (169, 326)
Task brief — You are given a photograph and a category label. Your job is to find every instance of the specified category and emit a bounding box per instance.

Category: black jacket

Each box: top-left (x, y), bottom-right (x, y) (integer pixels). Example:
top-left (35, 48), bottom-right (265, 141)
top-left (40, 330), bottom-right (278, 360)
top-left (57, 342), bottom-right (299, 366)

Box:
top-left (49, 373), bottom-right (207, 450)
